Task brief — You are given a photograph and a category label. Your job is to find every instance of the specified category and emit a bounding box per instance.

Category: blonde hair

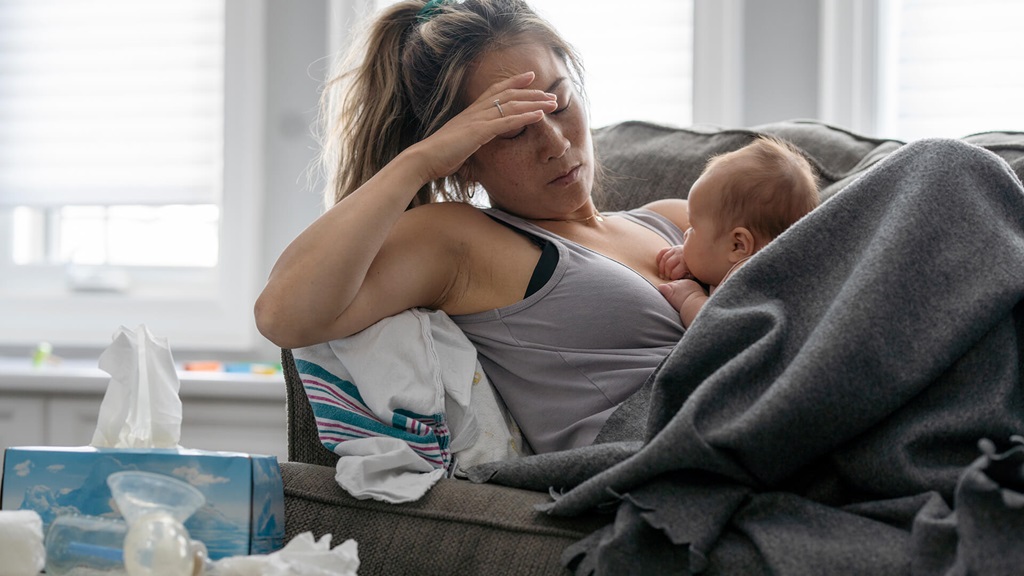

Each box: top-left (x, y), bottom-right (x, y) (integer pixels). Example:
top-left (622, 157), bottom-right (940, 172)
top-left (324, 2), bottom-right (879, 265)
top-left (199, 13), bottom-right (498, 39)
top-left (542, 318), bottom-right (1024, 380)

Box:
top-left (318, 0), bottom-right (585, 210)
top-left (703, 135), bottom-right (820, 242)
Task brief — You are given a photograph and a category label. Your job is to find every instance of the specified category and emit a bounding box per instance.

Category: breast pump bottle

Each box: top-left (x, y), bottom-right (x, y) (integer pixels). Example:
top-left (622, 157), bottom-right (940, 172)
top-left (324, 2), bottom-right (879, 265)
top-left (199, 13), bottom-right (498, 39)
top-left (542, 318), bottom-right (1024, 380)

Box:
top-left (45, 471), bottom-right (208, 576)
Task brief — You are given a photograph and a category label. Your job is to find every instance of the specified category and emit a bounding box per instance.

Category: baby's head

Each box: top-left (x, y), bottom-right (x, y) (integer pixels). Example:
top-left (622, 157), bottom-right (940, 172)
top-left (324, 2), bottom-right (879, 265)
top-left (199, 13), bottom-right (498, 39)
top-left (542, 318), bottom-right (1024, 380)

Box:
top-left (683, 135), bottom-right (819, 286)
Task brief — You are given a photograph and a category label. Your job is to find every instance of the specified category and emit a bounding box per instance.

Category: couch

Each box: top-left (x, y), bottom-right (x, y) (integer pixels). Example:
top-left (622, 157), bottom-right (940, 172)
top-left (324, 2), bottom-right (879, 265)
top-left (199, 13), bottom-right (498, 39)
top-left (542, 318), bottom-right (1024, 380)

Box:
top-left (277, 120), bottom-right (1024, 575)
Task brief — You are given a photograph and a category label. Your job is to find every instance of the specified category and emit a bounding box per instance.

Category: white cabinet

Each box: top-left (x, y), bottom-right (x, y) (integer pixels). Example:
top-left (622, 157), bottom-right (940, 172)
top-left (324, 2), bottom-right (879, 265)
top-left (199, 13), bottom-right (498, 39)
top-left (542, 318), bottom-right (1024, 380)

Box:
top-left (178, 400), bottom-right (288, 456)
top-left (0, 361), bottom-right (288, 489)
top-left (47, 398), bottom-right (105, 447)
top-left (0, 397), bottom-right (45, 454)
top-left (41, 397), bottom-right (289, 460)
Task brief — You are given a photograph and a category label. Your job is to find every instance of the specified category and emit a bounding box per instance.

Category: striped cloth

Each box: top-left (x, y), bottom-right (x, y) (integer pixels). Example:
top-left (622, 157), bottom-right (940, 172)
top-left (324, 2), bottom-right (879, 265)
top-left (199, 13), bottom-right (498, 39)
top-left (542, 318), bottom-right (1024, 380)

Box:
top-left (291, 308), bottom-right (479, 473)
top-left (295, 356), bottom-right (452, 469)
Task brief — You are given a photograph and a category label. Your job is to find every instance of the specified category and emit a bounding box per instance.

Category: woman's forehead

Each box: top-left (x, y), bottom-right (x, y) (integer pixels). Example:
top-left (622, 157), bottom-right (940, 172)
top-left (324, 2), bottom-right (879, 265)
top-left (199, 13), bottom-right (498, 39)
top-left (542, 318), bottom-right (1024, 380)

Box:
top-left (464, 42), bottom-right (569, 101)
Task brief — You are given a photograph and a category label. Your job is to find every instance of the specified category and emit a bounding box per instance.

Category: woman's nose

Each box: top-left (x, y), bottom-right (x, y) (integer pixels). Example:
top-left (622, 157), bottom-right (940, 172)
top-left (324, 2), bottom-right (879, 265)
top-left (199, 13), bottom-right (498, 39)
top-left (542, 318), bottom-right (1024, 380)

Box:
top-left (537, 117), bottom-right (570, 161)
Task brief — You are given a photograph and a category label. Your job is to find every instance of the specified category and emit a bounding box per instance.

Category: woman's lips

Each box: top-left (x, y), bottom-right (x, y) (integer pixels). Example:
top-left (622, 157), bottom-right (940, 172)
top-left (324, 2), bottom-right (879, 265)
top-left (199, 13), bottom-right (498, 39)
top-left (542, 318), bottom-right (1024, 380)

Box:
top-left (549, 164), bottom-right (582, 186)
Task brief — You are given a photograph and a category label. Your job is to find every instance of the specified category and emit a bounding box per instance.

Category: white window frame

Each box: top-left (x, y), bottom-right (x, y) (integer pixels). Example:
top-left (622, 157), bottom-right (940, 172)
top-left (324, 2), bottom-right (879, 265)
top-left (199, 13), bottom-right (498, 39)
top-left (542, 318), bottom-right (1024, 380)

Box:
top-left (0, 0), bottom-right (266, 351)
top-left (692, 0), bottom-right (744, 128)
top-left (818, 0), bottom-right (885, 137)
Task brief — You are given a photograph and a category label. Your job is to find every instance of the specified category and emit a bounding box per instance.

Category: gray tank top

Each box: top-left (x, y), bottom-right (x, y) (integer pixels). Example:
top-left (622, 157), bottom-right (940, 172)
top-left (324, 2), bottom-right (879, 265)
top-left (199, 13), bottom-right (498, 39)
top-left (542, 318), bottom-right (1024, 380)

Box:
top-left (451, 207), bottom-right (686, 454)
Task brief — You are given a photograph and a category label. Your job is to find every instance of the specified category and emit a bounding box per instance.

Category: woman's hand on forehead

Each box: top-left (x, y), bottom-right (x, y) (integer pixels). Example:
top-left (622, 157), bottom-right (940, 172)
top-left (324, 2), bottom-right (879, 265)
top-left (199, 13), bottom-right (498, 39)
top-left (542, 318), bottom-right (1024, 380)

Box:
top-left (407, 71), bottom-right (558, 182)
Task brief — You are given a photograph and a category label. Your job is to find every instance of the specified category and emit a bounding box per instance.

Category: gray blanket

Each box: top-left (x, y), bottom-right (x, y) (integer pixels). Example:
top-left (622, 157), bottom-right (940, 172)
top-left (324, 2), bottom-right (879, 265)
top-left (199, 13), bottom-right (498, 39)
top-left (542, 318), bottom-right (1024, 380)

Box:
top-left (469, 138), bottom-right (1024, 575)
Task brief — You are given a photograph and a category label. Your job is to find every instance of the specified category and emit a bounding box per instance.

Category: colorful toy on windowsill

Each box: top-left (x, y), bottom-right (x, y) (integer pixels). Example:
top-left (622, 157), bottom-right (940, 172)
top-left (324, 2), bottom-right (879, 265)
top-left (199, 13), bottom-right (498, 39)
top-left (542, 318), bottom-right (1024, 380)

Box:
top-left (182, 361), bottom-right (281, 375)
top-left (31, 341), bottom-right (62, 367)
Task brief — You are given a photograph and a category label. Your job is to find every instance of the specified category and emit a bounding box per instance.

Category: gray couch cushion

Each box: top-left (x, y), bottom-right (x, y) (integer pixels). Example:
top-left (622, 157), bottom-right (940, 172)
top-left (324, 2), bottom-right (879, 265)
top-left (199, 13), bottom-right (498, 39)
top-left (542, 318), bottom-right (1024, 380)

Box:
top-left (592, 120), bottom-right (904, 211)
top-left (962, 131), bottom-right (1024, 182)
top-left (282, 462), bottom-right (607, 576)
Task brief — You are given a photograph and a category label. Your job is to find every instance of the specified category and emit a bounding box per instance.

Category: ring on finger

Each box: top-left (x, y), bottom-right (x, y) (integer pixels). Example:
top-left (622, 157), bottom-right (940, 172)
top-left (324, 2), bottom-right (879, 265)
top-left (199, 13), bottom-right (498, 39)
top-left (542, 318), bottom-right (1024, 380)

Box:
top-left (493, 99), bottom-right (504, 117)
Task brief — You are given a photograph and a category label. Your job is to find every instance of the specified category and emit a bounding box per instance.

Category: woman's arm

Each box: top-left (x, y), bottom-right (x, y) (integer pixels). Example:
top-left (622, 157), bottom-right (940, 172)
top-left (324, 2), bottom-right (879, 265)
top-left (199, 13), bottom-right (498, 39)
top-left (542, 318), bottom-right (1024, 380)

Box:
top-left (255, 149), bottom-right (445, 349)
top-left (255, 72), bottom-right (558, 349)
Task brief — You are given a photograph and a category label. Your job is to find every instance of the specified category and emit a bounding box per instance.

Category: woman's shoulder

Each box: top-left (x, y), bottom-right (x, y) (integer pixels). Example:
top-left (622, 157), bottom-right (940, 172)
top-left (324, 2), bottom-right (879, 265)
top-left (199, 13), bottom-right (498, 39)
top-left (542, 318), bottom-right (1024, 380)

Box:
top-left (402, 201), bottom-right (497, 230)
top-left (638, 197), bottom-right (687, 217)
top-left (635, 198), bottom-right (688, 233)
top-left (397, 202), bottom-right (510, 248)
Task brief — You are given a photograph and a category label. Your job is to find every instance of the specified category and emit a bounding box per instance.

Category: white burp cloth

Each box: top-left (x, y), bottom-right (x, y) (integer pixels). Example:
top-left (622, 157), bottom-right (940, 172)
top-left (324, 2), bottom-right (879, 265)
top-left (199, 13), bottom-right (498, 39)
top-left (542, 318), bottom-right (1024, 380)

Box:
top-left (0, 510), bottom-right (45, 576)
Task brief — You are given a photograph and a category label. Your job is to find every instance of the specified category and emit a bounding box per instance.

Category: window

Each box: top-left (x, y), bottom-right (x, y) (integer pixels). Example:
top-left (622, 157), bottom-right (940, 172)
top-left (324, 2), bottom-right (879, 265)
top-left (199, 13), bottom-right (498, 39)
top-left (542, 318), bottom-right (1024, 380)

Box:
top-left (878, 0), bottom-right (1024, 140)
top-left (821, 0), bottom-right (1024, 140)
top-left (529, 1), bottom-right (694, 129)
top-left (1, 0), bottom-right (225, 268)
top-left (0, 0), bottom-right (264, 350)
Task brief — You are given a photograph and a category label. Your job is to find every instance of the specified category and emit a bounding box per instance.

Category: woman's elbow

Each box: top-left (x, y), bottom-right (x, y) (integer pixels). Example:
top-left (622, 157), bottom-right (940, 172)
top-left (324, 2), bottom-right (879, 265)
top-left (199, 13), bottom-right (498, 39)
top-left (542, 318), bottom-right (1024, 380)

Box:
top-left (253, 291), bottom-right (306, 350)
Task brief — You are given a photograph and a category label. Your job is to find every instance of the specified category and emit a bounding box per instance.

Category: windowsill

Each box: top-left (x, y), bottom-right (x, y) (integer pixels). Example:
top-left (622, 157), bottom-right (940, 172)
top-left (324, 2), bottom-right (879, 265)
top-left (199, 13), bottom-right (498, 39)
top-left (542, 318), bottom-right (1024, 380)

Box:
top-left (0, 357), bottom-right (284, 400)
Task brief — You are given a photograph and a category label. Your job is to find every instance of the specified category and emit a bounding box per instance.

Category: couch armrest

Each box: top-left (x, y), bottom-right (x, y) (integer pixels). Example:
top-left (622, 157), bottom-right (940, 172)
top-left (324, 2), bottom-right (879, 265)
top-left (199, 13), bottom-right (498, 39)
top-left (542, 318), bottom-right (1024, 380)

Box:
top-left (282, 348), bottom-right (340, 467)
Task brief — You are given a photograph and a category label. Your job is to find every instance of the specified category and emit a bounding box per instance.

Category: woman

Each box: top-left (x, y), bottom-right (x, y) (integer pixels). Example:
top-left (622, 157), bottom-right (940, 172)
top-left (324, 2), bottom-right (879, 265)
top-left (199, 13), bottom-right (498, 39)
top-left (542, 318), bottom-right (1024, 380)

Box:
top-left (255, 0), bottom-right (689, 454)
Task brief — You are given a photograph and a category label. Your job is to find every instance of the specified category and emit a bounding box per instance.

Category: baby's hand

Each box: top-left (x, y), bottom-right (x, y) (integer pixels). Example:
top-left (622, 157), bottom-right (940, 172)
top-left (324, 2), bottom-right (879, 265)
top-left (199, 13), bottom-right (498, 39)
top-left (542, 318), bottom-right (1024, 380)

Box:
top-left (658, 279), bottom-right (709, 327)
top-left (656, 245), bottom-right (690, 280)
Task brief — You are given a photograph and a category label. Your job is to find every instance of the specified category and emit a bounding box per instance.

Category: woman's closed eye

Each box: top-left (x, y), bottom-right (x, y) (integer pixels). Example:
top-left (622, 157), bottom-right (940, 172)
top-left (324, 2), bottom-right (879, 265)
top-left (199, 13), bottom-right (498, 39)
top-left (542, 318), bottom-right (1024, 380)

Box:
top-left (501, 127), bottom-right (528, 140)
top-left (500, 95), bottom-right (573, 140)
top-left (552, 94), bottom-right (572, 115)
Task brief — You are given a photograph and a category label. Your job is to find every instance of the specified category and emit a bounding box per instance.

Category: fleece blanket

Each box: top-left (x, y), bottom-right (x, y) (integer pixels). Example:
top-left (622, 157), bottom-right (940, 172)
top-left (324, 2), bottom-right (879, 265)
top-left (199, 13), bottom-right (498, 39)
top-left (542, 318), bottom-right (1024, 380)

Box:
top-left (469, 138), bottom-right (1024, 575)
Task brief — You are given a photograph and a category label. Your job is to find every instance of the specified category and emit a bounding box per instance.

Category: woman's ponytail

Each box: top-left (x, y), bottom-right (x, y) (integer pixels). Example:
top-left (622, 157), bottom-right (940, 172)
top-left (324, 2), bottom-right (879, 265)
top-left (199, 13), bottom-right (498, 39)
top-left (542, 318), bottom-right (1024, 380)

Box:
top-left (319, 2), bottom-right (425, 209)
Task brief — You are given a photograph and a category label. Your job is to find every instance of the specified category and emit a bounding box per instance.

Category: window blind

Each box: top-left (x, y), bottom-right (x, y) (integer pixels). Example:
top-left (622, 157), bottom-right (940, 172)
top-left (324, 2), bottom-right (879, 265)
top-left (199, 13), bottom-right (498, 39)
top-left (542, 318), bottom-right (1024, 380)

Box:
top-left (885, 0), bottom-right (1024, 140)
top-left (0, 0), bottom-right (225, 207)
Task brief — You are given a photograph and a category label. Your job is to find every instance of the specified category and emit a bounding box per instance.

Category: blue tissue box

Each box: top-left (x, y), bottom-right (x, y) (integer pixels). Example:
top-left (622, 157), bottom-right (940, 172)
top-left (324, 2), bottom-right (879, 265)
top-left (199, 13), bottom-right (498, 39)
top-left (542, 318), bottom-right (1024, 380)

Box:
top-left (0, 446), bottom-right (285, 559)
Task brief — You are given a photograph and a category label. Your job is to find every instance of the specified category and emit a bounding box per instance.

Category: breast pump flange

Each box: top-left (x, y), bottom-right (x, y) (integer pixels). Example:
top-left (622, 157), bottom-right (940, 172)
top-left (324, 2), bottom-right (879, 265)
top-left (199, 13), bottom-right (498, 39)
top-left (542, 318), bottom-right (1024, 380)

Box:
top-left (106, 470), bottom-right (208, 576)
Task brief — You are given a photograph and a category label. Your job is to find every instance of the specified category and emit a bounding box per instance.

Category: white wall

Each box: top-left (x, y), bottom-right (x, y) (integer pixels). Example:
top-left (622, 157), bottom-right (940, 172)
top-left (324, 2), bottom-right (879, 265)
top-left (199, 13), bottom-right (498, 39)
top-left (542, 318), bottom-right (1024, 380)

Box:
top-left (742, 0), bottom-right (821, 126)
top-left (259, 0), bottom-right (331, 296)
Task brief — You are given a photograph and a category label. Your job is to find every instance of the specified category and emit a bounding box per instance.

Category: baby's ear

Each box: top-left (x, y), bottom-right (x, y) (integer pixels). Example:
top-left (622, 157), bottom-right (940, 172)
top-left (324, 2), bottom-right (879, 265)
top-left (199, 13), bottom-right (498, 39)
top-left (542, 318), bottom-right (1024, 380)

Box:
top-left (729, 227), bottom-right (756, 261)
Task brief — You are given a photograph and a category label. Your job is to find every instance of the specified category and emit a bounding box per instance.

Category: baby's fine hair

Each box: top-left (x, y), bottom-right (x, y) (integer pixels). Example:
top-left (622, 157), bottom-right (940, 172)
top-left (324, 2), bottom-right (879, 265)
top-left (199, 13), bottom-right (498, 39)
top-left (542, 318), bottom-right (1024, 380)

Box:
top-left (703, 135), bottom-right (820, 241)
top-left (318, 0), bottom-right (584, 209)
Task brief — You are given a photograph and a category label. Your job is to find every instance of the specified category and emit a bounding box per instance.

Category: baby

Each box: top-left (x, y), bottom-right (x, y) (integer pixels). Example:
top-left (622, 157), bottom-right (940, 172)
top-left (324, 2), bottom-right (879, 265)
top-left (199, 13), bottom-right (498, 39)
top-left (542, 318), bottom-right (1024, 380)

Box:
top-left (658, 135), bottom-right (820, 327)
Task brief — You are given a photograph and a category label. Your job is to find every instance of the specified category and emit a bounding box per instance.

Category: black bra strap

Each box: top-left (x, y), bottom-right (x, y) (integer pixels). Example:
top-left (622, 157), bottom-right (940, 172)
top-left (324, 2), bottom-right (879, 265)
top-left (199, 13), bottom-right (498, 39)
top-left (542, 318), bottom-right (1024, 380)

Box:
top-left (525, 240), bottom-right (558, 298)
top-left (487, 215), bottom-right (560, 298)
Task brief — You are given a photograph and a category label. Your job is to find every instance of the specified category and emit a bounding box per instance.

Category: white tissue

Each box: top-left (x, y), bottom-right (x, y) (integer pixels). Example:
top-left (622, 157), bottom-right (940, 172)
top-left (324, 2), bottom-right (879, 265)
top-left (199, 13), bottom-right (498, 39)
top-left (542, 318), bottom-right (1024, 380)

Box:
top-left (211, 531), bottom-right (359, 576)
top-left (91, 324), bottom-right (183, 448)
top-left (334, 437), bottom-right (446, 503)
top-left (0, 510), bottom-right (45, 576)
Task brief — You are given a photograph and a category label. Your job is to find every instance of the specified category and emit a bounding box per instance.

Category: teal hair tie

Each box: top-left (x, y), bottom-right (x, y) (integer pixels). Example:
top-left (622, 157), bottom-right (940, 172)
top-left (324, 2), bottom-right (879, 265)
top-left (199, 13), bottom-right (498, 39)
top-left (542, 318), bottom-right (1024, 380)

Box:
top-left (417, 0), bottom-right (449, 23)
